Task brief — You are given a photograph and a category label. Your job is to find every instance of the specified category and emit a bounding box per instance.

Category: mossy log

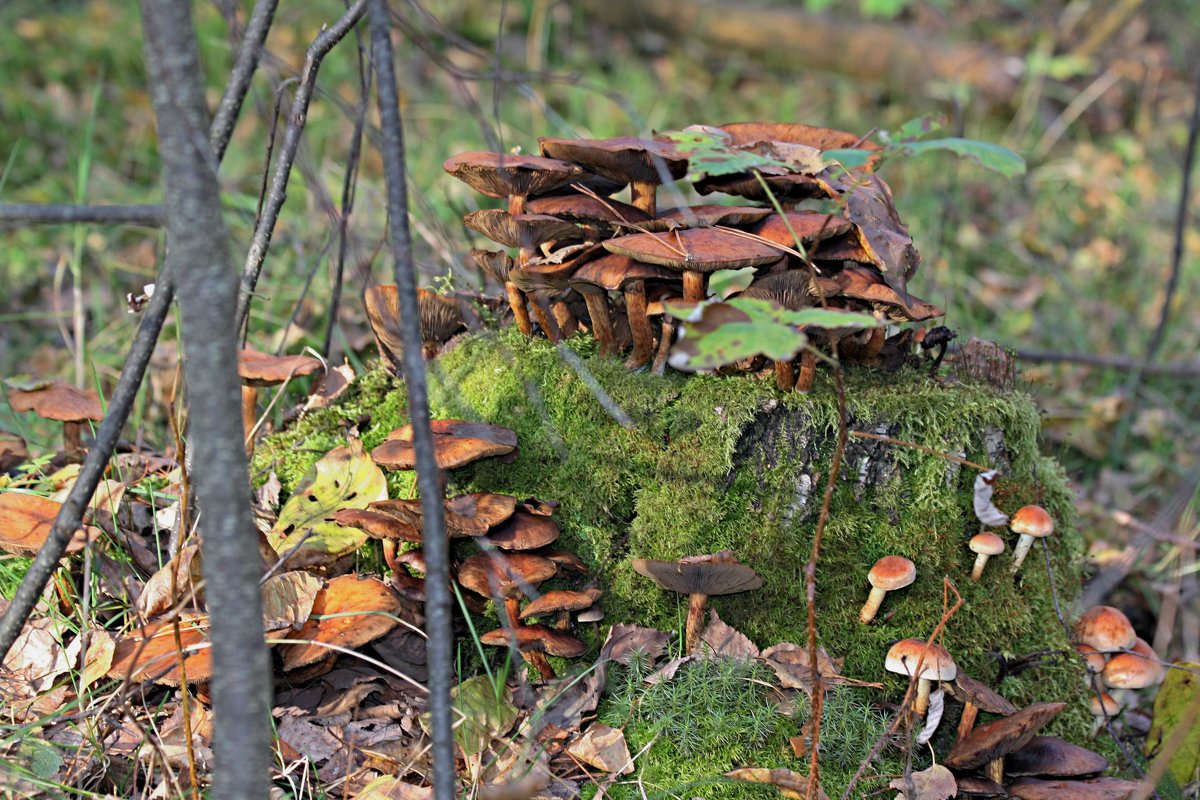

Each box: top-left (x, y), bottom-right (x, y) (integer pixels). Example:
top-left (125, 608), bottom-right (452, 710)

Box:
top-left (255, 329), bottom-right (1099, 793)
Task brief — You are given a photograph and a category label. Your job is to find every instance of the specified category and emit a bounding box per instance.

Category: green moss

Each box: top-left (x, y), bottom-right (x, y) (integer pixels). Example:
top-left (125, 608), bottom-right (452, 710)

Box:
top-left (256, 328), bottom-right (1100, 797)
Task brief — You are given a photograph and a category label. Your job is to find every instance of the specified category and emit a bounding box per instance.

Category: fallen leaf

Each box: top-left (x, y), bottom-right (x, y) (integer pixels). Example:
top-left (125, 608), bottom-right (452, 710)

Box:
top-left (725, 767), bottom-right (826, 800)
top-left (601, 623), bottom-right (669, 667)
top-left (355, 775), bottom-right (432, 799)
top-left (420, 674), bottom-right (518, 756)
top-left (566, 723), bottom-right (634, 774)
top-left (973, 470), bottom-right (1009, 527)
top-left (79, 630), bottom-right (115, 691)
top-left (136, 544), bottom-right (203, 618)
top-left (699, 610), bottom-right (759, 660)
top-left (261, 571), bottom-right (323, 631)
top-left (0, 491), bottom-right (100, 556)
top-left (645, 656), bottom-right (693, 684)
top-left (759, 642), bottom-right (864, 695)
top-left (916, 689), bottom-right (945, 745)
top-left (268, 440), bottom-right (388, 569)
top-left (1145, 660), bottom-right (1200, 788)
top-left (108, 614), bottom-right (214, 685)
top-left (889, 764), bottom-right (956, 800)
top-left (277, 716), bottom-right (342, 764)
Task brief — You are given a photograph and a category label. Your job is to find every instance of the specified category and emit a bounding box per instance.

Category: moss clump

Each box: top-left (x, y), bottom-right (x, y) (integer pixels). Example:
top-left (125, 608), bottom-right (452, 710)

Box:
top-left (254, 328), bottom-right (1100, 797)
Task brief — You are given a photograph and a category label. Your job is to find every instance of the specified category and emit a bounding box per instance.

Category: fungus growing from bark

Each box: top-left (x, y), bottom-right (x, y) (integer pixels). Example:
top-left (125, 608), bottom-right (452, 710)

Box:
top-left (631, 551), bottom-right (761, 653)
top-left (858, 555), bottom-right (916, 623)
top-left (884, 638), bottom-right (957, 717)
top-left (968, 532), bottom-right (1005, 581)
top-left (1009, 504), bottom-right (1054, 571)
top-left (8, 382), bottom-right (105, 457)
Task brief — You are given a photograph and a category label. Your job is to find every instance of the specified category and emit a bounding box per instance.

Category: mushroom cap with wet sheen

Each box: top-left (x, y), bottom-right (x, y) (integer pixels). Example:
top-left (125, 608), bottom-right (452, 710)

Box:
top-left (884, 638), bottom-right (957, 682)
top-left (480, 510), bottom-right (561, 551)
top-left (868, 555), bottom-right (916, 591)
top-left (520, 587), bottom-right (602, 620)
top-left (1075, 606), bottom-right (1137, 652)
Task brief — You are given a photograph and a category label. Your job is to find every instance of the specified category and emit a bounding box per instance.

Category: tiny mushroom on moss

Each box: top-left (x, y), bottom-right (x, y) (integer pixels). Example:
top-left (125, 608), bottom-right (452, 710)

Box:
top-left (8, 382), bottom-right (105, 456)
top-left (1009, 504), bottom-right (1054, 572)
top-left (858, 555), bottom-right (916, 623)
top-left (968, 532), bottom-right (1006, 581)
top-left (520, 587), bottom-right (602, 631)
top-left (631, 551), bottom-right (761, 654)
top-left (1089, 691), bottom-right (1122, 734)
top-left (885, 638), bottom-right (957, 717)
top-left (480, 624), bottom-right (586, 680)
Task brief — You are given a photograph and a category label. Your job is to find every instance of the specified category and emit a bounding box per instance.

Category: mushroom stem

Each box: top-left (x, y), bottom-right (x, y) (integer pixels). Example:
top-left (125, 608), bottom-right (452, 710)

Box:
top-left (774, 359), bottom-right (795, 392)
top-left (651, 317), bottom-right (675, 377)
top-left (685, 591), bottom-right (708, 653)
top-left (914, 677), bottom-right (933, 716)
top-left (970, 552), bottom-right (992, 581)
top-left (241, 386), bottom-right (259, 455)
top-left (507, 193), bottom-right (527, 217)
top-left (503, 596), bottom-right (522, 629)
top-left (555, 611), bottom-right (571, 632)
top-left (629, 181), bottom-right (657, 216)
top-left (1011, 534), bottom-right (1037, 571)
top-left (682, 271), bottom-right (706, 303)
top-left (858, 586), bottom-right (888, 624)
top-left (552, 299), bottom-right (578, 338)
top-left (956, 702), bottom-right (979, 743)
top-left (505, 282), bottom-right (534, 338)
top-left (62, 421), bottom-right (85, 456)
top-left (984, 758), bottom-right (1004, 785)
top-left (526, 649), bottom-right (556, 681)
top-left (382, 540), bottom-right (399, 572)
top-left (580, 288), bottom-right (616, 357)
top-left (528, 292), bottom-right (563, 342)
top-left (624, 280), bottom-right (655, 370)
top-left (795, 349), bottom-right (817, 392)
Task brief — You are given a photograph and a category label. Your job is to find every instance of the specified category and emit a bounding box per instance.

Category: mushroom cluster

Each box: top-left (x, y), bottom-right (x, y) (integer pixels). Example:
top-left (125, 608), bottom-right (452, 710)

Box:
top-left (334, 419), bottom-right (597, 680)
top-left (1073, 605), bottom-right (1164, 726)
top-left (438, 123), bottom-right (945, 388)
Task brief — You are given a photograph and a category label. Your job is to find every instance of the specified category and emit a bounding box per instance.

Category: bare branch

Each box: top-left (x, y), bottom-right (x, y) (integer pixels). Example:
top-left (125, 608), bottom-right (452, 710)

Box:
top-left (0, 203), bottom-right (165, 227)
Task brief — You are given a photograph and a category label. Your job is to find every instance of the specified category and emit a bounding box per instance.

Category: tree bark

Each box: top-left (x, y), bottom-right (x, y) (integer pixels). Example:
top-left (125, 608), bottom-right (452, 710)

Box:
top-left (140, 3), bottom-right (272, 799)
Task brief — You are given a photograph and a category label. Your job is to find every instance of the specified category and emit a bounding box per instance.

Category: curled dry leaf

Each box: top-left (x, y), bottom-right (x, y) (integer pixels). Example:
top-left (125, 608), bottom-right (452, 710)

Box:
top-left (267, 439), bottom-right (388, 569)
top-left (566, 723), bottom-right (634, 774)
top-left (916, 688), bottom-right (945, 745)
top-left (889, 764), bottom-right (957, 800)
top-left (354, 776), bottom-right (432, 800)
top-left (261, 571), bottom-right (324, 631)
top-left (973, 470), bottom-right (1009, 527)
top-left (0, 492), bottom-right (101, 557)
top-left (136, 544), bottom-right (203, 618)
top-left (698, 610), bottom-right (760, 660)
top-left (279, 575), bottom-right (407, 671)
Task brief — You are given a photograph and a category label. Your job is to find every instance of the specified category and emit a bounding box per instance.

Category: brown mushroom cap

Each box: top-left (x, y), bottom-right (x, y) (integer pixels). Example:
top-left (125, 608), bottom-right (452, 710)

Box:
top-left (747, 211), bottom-right (852, 249)
top-left (457, 551), bottom-right (557, 599)
top-left (520, 587), bottom-right (602, 620)
top-left (1089, 691), bottom-right (1122, 717)
top-left (822, 266), bottom-right (944, 322)
top-left (371, 419), bottom-right (517, 471)
top-left (1075, 643), bottom-right (1107, 674)
top-left (330, 507), bottom-right (423, 542)
top-left (1103, 637), bottom-right (1163, 689)
top-left (952, 775), bottom-right (1007, 797)
top-left (884, 638), bottom-right (957, 683)
top-left (1006, 777), bottom-right (1141, 800)
top-left (948, 671), bottom-right (1017, 715)
top-left (1075, 606), bottom-right (1137, 652)
top-left (603, 228), bottom-right (783, 274)
top-left (569, 253), bottom-right (677, 292)
top-left (525, 193), bottom-right (651, 228)
top-left (535, 547), bottom-right (590, 574)
top-left (480, 510), bottom-right (561, 551)
top-left (969, 532), bottom-right (1006, 557)
top-left (442, 152), bottom-right (585, 200)
top-left (539, 136), bottom-right (688, 186)
top-left (944, 702), bottom-right (1067, 770)
top-left (868, 555), bottom-right (916, 591)
top-left (463, 209), bottom-right (585, 251)
top-left (631, 555), bottom-right (762, 597)
top-left (480, 624), bottom-right (587, 658)
top-left (8, 382), bottom-right (105, 422)
top-left (695, 169), bottom-right (842, 204)
top-left (716, 121), bottom-right (879, 153)
top-left (1011, 505), bottom-right (1054, 538)
top-left (655, 205), bottom-right (774, 230)
top-left (355, 493), bottom-right (518, 538)
top-left (237, 348), bottom-right (324, 386)
top-left (470, 249), bottom-right (517, 284)
top-left (1005, 736), bottom-right (1108, 778)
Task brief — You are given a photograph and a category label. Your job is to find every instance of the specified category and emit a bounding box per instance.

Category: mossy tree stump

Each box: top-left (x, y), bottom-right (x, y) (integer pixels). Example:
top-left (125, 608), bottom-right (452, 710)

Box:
top-left (255, 329), bottom-right (1098, 791)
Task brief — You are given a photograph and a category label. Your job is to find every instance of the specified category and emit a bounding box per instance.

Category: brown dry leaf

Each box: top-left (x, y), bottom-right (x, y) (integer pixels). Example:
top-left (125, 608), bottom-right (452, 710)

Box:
top-left (304, 359), bottom-right (355, 411)
top-left (890, 764), bottom-right (957, 800)
top-left (261, 571), bottom-right (323, 631)
top-left (136, 543), bottom-right (203, 618)
top-left (51, 477), bottom-right (125, 517)
top-left (698, 610), bottom-right (759, 660)
top-left (841, 175), bottom-right (918, 296)
top-left (108, 614), bottom-right (214, 685)
top-left (477, 762), bottom-right (552, 800)
top-left (725, 767), bottom-right (826, 800)
top-left (79, 629), bottom-right (115, 691)
top-left (566, 723), bottom-right (634, 774)
top-left (601, 623), bottom-right (669, 666)
top-left (279, 575), bottom-right (407, 671)
top-left (759, 642), bottom-right (867, 695)
top-left (355, 776), bottom-right (432, 800)
top-left (645, 655), bottom-right (693, 684)
top-left (0, 491), bottom-right (100, 556)
top-left (277, 716), bottom-right (342, 764)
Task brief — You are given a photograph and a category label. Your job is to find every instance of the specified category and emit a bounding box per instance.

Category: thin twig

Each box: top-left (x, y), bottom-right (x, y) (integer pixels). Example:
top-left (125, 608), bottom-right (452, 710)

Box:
top-left (0, 203), bottom-right (165, 227)
top-left (805, 363), bottom-right (848, 799)
top-left (848, 430), bottom-right (990, 471)
top-left (210, 0), bottom-right (280, 163)
top-left (235, 0), bottom-right (368, 336)
top-left (369, 2), bottom-right (456, 798)
top-left (1014, 349), bottom-right (1200, 378)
